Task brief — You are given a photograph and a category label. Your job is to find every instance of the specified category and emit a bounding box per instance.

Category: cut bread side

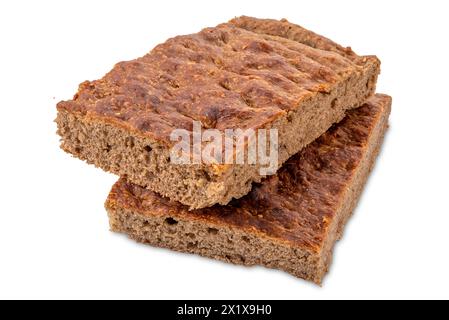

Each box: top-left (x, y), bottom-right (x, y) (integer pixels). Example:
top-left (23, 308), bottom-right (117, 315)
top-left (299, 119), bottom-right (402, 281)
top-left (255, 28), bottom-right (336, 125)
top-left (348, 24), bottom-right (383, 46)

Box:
top-left (57, 16), bottom-right (380, 209)
top-left (105, 94), bottom-right (391, 284)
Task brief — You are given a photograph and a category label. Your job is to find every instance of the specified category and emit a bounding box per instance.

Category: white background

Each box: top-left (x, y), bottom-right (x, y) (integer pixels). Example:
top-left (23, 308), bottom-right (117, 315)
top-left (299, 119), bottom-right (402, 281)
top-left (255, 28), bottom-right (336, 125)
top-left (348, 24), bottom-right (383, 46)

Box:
top-left (1, 0), bottom-right (448, 300)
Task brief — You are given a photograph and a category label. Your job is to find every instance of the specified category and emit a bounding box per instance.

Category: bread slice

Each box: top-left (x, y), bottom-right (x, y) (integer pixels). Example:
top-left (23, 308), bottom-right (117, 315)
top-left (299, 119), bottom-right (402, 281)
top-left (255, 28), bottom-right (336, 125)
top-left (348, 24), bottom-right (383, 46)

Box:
top-left (57, 16), bottom-right (380, 209)
top-left (105, 94), bottom-right (391, 284)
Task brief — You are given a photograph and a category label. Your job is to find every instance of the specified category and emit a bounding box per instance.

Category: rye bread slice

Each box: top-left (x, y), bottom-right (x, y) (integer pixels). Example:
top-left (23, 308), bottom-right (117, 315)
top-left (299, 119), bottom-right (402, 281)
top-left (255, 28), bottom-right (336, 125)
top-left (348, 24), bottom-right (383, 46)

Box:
top-left (57, 16), bottom-right (380, 209)
top-left (105, 94), bottom-right (391, 284)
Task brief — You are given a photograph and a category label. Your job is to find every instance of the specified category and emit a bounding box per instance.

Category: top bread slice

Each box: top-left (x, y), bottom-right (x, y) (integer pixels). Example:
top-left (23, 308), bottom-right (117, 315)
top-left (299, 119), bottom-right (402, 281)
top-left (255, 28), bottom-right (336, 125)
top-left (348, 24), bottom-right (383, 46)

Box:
top-left (56, 16), bottom-right (380, 209)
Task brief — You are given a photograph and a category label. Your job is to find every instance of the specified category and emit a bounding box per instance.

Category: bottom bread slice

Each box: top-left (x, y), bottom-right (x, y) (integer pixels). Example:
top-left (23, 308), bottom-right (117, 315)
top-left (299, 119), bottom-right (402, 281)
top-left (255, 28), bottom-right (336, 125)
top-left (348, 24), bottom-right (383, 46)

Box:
top-left (105, 94), bottom-right (391, 284)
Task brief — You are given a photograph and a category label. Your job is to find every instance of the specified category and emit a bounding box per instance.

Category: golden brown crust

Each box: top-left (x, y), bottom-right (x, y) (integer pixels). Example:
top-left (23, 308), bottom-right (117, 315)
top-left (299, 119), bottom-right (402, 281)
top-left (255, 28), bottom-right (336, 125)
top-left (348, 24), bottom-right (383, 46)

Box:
top-left (106, 94), bottom-right (392, 253)
top-left (228, 16), bottom-right (358, 60)
top-left (57, 16), bottom-right (378, 145)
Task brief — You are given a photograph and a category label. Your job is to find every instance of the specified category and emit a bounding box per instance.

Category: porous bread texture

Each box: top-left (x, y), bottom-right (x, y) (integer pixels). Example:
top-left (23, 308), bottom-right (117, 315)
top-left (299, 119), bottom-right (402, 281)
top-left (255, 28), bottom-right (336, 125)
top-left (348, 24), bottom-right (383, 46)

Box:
top-left (56, 16), bottom-right (380, 209)
top-left (57, 68), bottom-right (377, 209)
top-left (105, 95), bottom-right (391, 284)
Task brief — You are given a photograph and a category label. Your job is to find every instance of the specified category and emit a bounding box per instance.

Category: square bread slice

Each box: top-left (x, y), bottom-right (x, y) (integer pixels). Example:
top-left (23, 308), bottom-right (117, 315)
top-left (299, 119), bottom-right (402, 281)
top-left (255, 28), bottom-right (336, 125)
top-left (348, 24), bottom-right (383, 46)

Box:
top-left (57, 16), bottom-right (380, 209)
top-left (105, 94), bottom-right (391, 284)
